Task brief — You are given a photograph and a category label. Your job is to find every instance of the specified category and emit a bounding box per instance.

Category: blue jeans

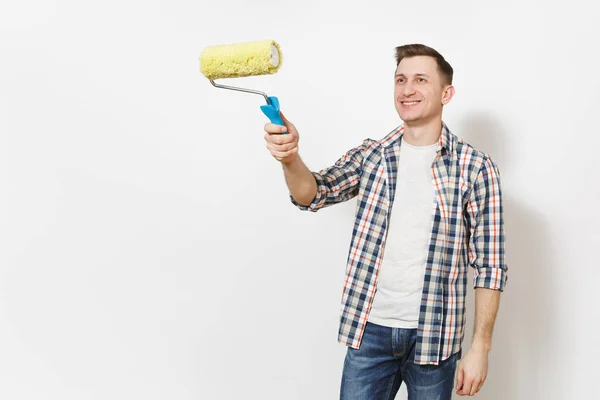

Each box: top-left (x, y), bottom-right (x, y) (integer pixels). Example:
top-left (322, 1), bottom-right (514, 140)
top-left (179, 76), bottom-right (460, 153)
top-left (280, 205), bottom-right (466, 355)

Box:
top-left (340, 322), bottom-right (458, 400)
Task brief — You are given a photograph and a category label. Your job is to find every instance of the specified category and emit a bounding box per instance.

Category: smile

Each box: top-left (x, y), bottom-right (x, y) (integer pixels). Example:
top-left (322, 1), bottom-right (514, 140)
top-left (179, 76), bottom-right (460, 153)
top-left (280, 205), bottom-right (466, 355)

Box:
top-left (400, 100), bottom-right (422, 107)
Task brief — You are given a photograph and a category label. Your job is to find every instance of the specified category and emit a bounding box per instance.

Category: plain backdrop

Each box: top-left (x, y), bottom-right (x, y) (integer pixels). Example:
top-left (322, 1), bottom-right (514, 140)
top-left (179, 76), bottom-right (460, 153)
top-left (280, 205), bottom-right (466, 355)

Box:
top-left (1, 0), bottom-right (599, 399)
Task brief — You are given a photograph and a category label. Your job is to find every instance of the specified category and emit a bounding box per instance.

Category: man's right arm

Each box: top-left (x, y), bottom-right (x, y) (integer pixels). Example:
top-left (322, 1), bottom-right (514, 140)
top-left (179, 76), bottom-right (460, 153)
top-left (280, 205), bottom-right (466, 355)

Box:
top-left (264, 113), bottom-right (364, 211)
top-left (281, 156), bottom-right (317, 207)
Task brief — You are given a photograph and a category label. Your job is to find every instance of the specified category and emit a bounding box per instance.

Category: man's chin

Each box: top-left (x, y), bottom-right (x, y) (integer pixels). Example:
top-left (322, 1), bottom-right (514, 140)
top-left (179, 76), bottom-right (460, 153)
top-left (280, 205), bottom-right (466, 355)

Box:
top-left (399, 114), bottom-right (420, 123)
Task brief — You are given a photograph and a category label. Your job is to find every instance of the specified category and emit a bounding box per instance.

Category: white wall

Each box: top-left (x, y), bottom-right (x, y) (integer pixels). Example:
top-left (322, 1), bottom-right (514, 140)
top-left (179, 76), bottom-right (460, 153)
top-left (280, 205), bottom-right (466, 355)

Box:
top-left (1, 0), bottom-right (598, 399)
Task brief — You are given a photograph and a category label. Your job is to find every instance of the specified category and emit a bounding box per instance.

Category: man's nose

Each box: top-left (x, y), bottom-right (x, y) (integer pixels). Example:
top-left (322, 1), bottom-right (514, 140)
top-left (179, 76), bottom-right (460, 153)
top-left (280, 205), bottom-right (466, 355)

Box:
top-left (402, 83), bottom-right (416, 96)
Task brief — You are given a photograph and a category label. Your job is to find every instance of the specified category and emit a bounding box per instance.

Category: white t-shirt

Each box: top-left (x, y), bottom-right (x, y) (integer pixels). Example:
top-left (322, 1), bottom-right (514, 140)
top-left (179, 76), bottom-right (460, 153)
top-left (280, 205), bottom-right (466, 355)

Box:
top-left (367, 137), bottom-right (438, 329)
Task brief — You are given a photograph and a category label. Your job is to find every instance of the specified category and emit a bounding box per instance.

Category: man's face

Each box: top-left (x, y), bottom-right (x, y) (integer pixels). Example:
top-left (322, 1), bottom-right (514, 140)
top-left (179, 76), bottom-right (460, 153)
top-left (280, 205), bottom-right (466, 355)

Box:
top-left (394, 56), bottom-right (452, 124)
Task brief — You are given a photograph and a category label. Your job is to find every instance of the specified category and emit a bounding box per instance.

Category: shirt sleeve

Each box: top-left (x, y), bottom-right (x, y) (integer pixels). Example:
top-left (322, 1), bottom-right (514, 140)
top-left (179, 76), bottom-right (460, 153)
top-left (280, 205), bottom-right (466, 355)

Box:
top-left (290, 142), bottom-right (365, 212)
top-left (466, 156), bottom-right (508, 291)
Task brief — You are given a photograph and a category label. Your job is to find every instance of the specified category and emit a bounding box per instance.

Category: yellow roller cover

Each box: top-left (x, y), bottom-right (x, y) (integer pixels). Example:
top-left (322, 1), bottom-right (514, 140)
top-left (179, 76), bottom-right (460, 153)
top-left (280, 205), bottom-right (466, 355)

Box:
top-left (200, 40), bottom-right (282, 80)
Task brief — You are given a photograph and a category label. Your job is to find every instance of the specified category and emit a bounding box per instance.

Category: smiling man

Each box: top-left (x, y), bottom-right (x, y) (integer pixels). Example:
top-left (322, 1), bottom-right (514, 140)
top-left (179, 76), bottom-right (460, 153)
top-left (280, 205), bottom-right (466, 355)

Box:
top-left (263, 44), bottom-right (507, 399)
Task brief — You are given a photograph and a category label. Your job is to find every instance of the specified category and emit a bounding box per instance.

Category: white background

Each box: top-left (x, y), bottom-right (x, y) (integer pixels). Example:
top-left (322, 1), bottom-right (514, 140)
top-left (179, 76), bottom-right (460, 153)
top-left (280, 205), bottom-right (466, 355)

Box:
top-left (1, 0), bottom-right (599, 399)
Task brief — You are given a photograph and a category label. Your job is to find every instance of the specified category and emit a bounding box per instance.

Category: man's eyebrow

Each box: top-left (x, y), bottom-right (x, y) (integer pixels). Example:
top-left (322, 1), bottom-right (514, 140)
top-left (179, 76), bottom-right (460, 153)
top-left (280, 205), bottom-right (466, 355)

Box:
top-left (394, 73), bottom-right (430, 77)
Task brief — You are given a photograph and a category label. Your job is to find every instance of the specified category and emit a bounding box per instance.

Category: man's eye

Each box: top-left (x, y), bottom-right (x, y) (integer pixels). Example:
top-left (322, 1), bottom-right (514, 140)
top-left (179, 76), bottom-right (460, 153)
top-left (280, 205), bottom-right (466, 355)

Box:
top-left (418, 78), bottom-right (426, 82)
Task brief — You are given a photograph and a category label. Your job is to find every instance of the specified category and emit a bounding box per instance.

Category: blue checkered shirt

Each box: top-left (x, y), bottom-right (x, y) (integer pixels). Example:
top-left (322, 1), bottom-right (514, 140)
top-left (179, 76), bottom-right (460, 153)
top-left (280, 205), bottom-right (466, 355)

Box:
top-left (291, 123), bottom-right (508, 365)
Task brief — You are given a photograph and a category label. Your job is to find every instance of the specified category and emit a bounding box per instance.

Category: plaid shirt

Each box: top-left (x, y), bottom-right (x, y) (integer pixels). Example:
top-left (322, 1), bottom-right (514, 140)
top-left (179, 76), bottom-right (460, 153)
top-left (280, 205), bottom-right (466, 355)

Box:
top-left (291, 122), bottom-right (507, 365)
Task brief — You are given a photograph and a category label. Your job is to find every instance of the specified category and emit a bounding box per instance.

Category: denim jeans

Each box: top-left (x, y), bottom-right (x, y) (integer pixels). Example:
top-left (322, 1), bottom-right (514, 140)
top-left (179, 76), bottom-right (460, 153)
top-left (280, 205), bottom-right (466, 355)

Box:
top-left (340, 322), bottom-right (458, 400)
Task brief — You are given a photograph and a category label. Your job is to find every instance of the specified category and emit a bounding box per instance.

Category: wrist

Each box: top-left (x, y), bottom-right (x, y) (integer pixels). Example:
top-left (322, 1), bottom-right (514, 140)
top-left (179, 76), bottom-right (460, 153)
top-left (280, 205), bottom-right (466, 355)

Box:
top-left (281, 153), bottom-right (300, 167)
top-left (471, 340), bottom-right (492, 353)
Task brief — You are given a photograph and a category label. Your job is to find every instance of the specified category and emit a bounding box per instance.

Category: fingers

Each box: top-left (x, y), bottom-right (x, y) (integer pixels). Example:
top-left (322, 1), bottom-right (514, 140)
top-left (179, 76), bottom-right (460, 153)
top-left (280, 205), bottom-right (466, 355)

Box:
top-left (456, 374), bottom-right (485, 396)
top-left (266, 141), bottom-right (297, 156)
top-left (264, 128), bottom-right (297, 147)
top-left (277, 111), bottom-right (299, 137)
top-left (455, 364), bottom-right (473, 397)
top-left (266, 142), bottom-right (298, 162)
top-left (264, 122), bottom-right (288, 135)
top-left (266, 140), bottom-right (297, 153)
top-left (455, 364), bottom-right (464, 391)
top-left (263, 111), bottom-right (298, 138)
top-left (469, 378), bottom-right (481, 396)
top-left (455, 351), bottom-right (487, 396)
top-left (475, 376), bottom-right (486, 394)
top-left (264, 122), bottom-right (298, 138)
top-left (457, 377), bottom-right (474, 396)
top-left (263, 112), bottom-right (299, 164)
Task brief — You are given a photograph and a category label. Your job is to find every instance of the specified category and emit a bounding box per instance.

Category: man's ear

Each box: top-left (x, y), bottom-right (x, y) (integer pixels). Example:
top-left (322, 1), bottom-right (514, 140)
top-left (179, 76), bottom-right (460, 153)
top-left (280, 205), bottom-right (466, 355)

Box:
top-left (442, 85), bottom-right (455, 105)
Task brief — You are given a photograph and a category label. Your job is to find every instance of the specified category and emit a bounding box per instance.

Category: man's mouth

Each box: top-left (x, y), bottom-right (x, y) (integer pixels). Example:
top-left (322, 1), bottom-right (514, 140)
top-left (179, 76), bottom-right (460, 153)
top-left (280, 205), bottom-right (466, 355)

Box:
top-left (400, 100), bottom-right (422, 106)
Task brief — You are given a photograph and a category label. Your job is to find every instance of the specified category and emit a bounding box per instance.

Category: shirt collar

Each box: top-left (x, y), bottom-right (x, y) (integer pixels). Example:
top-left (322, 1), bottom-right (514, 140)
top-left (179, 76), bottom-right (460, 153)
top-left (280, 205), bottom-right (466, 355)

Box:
top-left (380, 122), bottom-right (453, 154)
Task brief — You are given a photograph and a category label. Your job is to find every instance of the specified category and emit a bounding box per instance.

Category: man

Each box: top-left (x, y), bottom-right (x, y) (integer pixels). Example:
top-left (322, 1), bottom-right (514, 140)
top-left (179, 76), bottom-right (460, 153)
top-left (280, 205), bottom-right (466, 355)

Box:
top-left (263, 44), bottom-right (507, 399)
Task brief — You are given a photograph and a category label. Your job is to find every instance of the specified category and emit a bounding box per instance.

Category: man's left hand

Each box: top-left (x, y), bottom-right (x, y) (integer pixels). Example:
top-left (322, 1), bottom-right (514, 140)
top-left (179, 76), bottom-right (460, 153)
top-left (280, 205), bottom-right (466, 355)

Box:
top-left (455, 346), bottom-right (489, 396)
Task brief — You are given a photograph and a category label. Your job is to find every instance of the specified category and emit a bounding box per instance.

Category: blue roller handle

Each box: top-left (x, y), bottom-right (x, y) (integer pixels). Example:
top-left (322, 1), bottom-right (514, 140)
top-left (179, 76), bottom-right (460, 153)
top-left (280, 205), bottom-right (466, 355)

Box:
top-left (260, 96), bottom-right (288, 134)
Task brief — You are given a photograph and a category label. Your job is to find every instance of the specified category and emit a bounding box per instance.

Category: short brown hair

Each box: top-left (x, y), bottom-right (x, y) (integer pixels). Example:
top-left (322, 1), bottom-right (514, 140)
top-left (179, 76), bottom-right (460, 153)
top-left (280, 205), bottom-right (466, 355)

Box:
top-left (395, 44), bottom-right (454, 86)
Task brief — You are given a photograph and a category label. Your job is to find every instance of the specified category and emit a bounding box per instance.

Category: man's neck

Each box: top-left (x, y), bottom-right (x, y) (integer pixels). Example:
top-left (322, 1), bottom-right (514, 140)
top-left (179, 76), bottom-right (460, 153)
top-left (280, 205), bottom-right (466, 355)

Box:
top-left (402, 117), bottom-right (443, 147)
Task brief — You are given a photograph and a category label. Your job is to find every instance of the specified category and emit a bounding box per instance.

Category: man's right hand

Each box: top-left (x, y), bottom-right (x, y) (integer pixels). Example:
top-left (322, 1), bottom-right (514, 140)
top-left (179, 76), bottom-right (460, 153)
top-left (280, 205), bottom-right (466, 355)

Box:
top-left (264, 112), bottom-right (300, 165)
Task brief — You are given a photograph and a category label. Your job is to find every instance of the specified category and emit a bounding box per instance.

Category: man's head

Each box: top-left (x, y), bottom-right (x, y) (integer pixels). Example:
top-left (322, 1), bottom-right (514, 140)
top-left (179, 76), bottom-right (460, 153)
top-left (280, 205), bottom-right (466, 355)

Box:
top-left (394, 44), bottom-right (455, 125)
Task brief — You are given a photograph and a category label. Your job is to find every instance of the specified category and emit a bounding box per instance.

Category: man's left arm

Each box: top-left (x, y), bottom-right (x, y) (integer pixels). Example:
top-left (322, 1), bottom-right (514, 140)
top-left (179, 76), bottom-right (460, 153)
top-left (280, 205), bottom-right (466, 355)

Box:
top-left (456, 157), bottom-right (508, 397)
